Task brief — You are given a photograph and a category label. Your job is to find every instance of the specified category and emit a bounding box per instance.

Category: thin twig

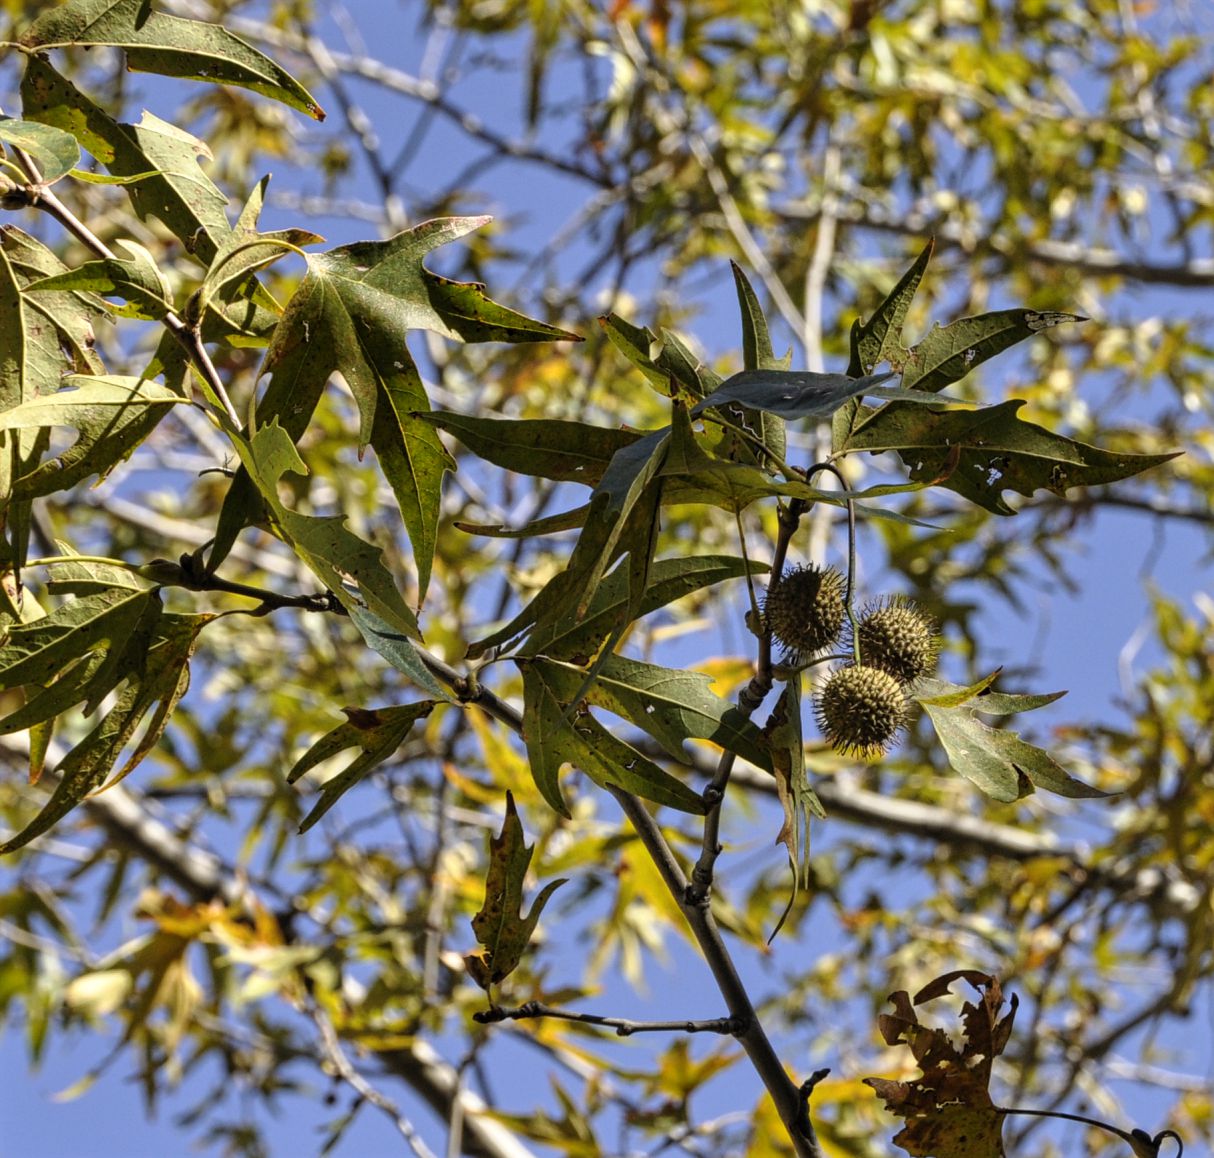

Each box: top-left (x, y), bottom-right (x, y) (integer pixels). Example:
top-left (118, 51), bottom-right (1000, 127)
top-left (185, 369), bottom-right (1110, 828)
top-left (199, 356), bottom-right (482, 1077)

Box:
top-left (473, 1001), bottom-right (743, 1038)
top-left (308, 1001), bottom-right (442, 1158)
top-left (12, 148), bottom-right (243, 429)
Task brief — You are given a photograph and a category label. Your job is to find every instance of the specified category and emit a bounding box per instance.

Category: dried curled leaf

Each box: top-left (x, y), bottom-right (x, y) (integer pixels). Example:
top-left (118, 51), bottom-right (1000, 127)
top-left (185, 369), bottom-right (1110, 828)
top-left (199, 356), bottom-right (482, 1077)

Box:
top-left (865, 971), bottom-right (1017, 1158)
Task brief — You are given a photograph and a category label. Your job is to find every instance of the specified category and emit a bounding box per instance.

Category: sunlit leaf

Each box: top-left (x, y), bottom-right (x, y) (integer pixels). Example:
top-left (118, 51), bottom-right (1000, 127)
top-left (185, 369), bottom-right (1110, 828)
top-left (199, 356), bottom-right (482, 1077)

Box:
top-left (0, 116), bottom-right (79, 181)
top-left (211, 216), bottom-right (575, 595)
top-left (230, 422), bottom-right (420, 639)
top-left (517, 658), bottom-right (708, 817)
top-left (845, 399), bottom-right (1180, 514)
top-left (915, 676), bottom-right (1106, 801)
top-left (21, 0), bottom-right (324, 119)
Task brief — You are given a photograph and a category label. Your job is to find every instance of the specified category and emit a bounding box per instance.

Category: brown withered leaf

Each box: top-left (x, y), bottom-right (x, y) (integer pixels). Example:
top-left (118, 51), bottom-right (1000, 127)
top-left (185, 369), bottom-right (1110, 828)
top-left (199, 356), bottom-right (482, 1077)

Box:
top-left (864, 970), bottom-right (1018, 1158)
top-left (466, 792), bottom-right (567, 991)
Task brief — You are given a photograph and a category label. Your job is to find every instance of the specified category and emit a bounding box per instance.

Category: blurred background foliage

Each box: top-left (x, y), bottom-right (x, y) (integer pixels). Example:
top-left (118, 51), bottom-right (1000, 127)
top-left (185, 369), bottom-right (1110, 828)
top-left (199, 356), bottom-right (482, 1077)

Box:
top-left (0, 1), bottom-right (1211, 1155)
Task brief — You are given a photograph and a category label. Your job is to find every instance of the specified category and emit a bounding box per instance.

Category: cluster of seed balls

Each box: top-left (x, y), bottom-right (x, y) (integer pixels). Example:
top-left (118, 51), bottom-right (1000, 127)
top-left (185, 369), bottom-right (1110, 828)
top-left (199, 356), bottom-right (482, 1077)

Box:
top-left (761, 564), bottom-right (940, 759)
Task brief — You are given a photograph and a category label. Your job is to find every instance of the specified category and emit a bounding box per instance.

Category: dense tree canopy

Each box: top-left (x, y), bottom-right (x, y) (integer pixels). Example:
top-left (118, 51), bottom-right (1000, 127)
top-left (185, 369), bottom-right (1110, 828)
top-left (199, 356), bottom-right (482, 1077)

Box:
top-left (0, 2), bottom-right (1211, 1156)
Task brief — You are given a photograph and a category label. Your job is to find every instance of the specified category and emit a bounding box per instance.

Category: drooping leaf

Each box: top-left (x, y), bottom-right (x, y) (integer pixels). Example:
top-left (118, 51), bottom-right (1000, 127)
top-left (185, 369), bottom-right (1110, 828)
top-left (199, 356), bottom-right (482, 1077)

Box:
top-left (465, 791), bottom-right (567, 990)
top-left (763, 674), bottom-right (825, 940)
top-left (7, 376), bottom-right (183, 499)
top-left (286, 701), bottom-right (436, 832)
top-left (0, 587), bottom-right (159, 719)
top-left (210, 216), bottom-right (575, 595)
top-left (915, 676), bottom-right (1106, 801)
top-left (25, 239), bottom-right (173, 320)
top-left (21, 0), bottom-right (324, 119)
top-left (230, 422), bottom-right (420, 639)
top-left (520, 554), bottom-right (767, 663)
top-left (865, 971), bottom-right (1017, 1158)
top-left (517, 659), bottom-right (708, 817)
top-left (346, 604), bottom-right (451, 701)
top-left (844, 399), bottom-right (1180, 514)
top-left (423, 412), bottom-right (642, 487)
top-left (0, 603), bottom-right (213, 853)
top-left (0, 116), bottom-right (79, 182)
top-left (527, 654), bottom-right (773, 773)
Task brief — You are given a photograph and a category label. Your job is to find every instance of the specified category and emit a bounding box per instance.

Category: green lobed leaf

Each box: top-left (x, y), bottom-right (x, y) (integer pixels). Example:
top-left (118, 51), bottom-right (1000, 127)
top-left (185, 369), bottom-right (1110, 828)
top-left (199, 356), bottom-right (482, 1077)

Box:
top-left (24, 240), bottom-right (173, 320)
top-left (0, 609), bottom-right (213, 854)
top-left (210, 217), bottom-right (573, 592)
top-left (520, 554), bottom-right (767, 663)
top-left (901, 308), bottom-right (1085, 394)
top-left (732, 261), bottom-right (790, 373)
top-left (531, 654), bottom-right (773, 773)
top-left (21, 58), bottom-right (281, 341)
top-left (518, 659), bottom-right (708, 817)
top-left (0, 587), bottom-right (155, 706)
top-left (423, 412), bottom-right (642, 487)
top-left (844, 398), bottom-right (1180, 514)
top-left (856, 238), bottom-right (935, 374)
top-left (727, 263), bottom-right (789, 469)
top-left (915, 676), bottom-right (1106, 802)
top-left (7, 376), bottom-right (183, 500)
top-left (466, 791), bottom-right (567, 989)
top-left (0, 116), bottom-right (80, 182)
top-left (21, 0), bottom-right (325, 119)
top-left (189, 192), bottom-right (321, 327)
top-left (231, 422), bottom-right (420, 639)
top-left (287, 702), bottom-right (437, 832)
top-left (0, 226), bottom-right (107, 376)
top-left (23, 61), bottom-right (226, 257)
top-left (598, 312), bottom-right (718, 405)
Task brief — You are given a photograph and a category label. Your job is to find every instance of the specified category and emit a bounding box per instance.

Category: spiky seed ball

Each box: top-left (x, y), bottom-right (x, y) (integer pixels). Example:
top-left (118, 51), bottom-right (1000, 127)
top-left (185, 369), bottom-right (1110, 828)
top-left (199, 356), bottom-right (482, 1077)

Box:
top-left (851, 597), bottom-right (940, 685)
top-left (815, 664), bottom-right (907, 759)
top-left (762, 564), bottom-right (846, 661)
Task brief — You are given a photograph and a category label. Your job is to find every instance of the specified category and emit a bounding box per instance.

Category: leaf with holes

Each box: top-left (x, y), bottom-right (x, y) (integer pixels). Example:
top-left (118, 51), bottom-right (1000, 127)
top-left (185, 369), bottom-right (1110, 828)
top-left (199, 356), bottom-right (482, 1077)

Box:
top-left (864, 971), bottom-right (1017, 1158)
top-left (844, 399), bottom-right (1179, 515)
